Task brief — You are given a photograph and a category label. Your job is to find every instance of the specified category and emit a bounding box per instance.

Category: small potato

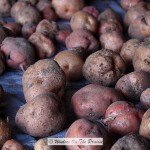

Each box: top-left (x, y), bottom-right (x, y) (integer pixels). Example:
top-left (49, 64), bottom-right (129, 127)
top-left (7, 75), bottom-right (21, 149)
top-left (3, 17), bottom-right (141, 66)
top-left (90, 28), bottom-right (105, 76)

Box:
top-left (54, 47), bottom-right (85, 81)
top-left (51, 0), bottom-right (85, 20)
top-left (121, 0), bottom-right (142, 11)
top-left (120, 39), bottom-right (141, 66)
top-left (70, 11), bottom-right (98, 33)
top-left (100, 31), bottom-right (125, 53)
top-left (110, 134), bottom-right (150, 150)
top-left (83, 49), bottom-right (126, 86)
top-left (124, 2), bottom-right (150, 27)
top-left (66, 29), bottom-right (99, 56)
top-left (133, 39), bottom-right (150, 73)
top-left (34, 138), bottom-right (66, 150)
top-left (65, 118), bottom-right (111, 150)
top-left (105, 101), bottom-right (144, 135)
top-left (140, 108), bottom-right (150, 139)
top-left (115, 71), bottom-right (150, 102)
top-left (2, 139), bottom-right (26, 150)
top-left (23, 59), bottom-right (66, 102)
top-left (36, 19), bottom-right (58, 40)
top-left (1, 37), bottom-right (35, 70)
top-left (29, 32), bottom-right (56, 59)
top-left (71, 84), bottom-right (125, 121)
top-left (15, 92), bottom-right (67, 137)
top-left (22, 23), bottom-right (36, 39)
top-left (3, 22), bottom-right (22, 37)
top-left (82, 6), bottom-right (100, 18)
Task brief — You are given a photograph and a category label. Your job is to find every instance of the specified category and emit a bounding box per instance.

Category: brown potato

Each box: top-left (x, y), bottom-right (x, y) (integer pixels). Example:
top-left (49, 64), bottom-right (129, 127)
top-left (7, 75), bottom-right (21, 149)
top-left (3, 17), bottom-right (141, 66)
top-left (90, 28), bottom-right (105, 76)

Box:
top-left (2, 139), bottom-right (26, 150)
top-left (120, 39), bottom-right (141, 66)
top-left (15, 92), bottom-right (67, 137)
top-left (54, 48), bottom-right (85, 82)
top-left (115, 71), bottom-right (150, 102)
top-left (83, 49), bottom-right (126, 86)
top-left (51, 0), bottom-right (85, 20)
top-left (65, 118), bottom-right (111, 150)
top-left (22, 59), bottom-right (66, 102)
top-left (105, 101), bottom-right (144, 135)
top-left (100, 31), bottom-right (125, 53)
top-left (70, 11), bottom-right (98, 33)
top-left (28, 32), bottom-right (56, 59)
top-left (110, 134), bottom-right (150, 150)
top-left (71, 84), bottom-right (125, 121)
top-left (1, 37), bottom-right (35, 70)
top-left (66, 29), bottom-right (99, 56)
top-left (140, 108), bottom-right (150, 139)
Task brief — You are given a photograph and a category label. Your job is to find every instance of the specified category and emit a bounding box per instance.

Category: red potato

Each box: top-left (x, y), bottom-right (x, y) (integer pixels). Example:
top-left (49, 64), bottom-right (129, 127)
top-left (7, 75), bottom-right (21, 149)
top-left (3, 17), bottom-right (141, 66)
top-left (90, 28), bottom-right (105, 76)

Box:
top-left (71, 84), bottom-right (125, 121)
top-left (29, 32), bottom-right (56, 59)
top-left (105, 101), bottom-right (144, 135)
top-left (115, 71), bottom-right (150, 102)
top-left (66, 29), bottom-right (99, 56)
top-left (82, 6), bottom-right (100, 18)
top-left (1, 37), bottom-right (35, 70)
top-left (65, 118), bottom-right (111, 150)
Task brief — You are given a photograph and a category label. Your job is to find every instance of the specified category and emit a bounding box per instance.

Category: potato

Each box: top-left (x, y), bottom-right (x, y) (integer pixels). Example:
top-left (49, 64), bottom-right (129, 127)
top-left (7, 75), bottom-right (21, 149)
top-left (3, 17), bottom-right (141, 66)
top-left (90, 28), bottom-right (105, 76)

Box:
top-left (0, 51), bottom-right (5, 75)
top-left (3, 22), bottom-right (22, 37)
top-left (115, 71), bottom-right (150, 102)
top-left (120, 39), bottom-right (141, 66)
top-left (36, 19), bottom-right (59, 40)
top-left (70, 11), bottom-right (98, 33)
top-left (124, 2), bottom-right (150, 27)
top-left (19, 0), bottom-right (37, 5)
top-left (11, 1), bottom-right (41, 25)
top-left (51, 0), bottom-right (85, 20)
top-left (139, 108), bottom-right (150, 139)
top-left (2, 139), bottom-right (26, 150)
top-left (105, 101), bottom-right (144, 135)
top-left (36, 0), bottom-right (51, 12)
top-left (82, 6), bottom-right (100, 18)
top-left (66, 29), bottom-right (99, 56)
top-left (71, 84), bottom-right (125, 121)
top-left (1, 37), bottom-right (35, 70)
top-left (100, 31), bottom-right (125, 53)
top-left (29, 32), bottom-right (56, 59)
top-left (22, 23), bottom-right (36, 39)
top-left (34, 138), bottom-right (66, 150)
top-left (83, 49), bottom-right (126, 86)
top-left (54, 47), bottom-right (85, 82)
top-left (129, 11), bottom-right (150, 39)
top-left (15, 92), bottom-right (67, 137)
top-left (132, 38), bottom-right (150, 73)
top-left (121, 0), bottom-right (142, 11)
top-left (22, 59), bottom-right (66, 102)
top-left (65, 118), bottom-right (111, 150)
top-left (0, 118), bottom-right (12, 148)
top-left (110, 134), bottom-right (150, 150)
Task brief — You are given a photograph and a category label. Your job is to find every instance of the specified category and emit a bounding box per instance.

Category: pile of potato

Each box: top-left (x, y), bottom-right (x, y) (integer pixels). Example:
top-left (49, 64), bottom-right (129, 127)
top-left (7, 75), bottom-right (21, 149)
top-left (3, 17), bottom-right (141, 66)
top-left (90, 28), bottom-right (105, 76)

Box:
top-left (0, 0), bottom-right (150, 149)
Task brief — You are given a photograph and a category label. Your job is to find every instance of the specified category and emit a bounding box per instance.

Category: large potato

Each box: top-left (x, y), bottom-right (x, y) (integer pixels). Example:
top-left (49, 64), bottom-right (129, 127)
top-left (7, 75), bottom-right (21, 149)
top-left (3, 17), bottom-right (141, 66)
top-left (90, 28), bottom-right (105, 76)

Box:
top-left (115, 71), bottom-right (150, 102)
top-left (71, 84), bottom-right (125, 121)
top-left (83, 49), bottom-right (126, 86)
top-left (51, 0), bottom-right (85, 20)
top-left (15, 92), bottom-right (67, 137)
top-left (22, 59), bottom-right (66, 102)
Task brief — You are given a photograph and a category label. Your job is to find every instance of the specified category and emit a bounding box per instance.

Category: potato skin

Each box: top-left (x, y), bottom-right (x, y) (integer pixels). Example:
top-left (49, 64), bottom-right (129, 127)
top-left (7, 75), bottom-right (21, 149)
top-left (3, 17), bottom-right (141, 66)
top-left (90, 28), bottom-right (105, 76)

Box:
top-left (115, 71), bottom-right (150, 102)
top-left (2, 139), bottom-right (26, 150)
top-left (110, 134), bottom-right (150, 150)
top-left (51, 0), bottom-right (85, 20)
top-left (71, 84), bottom-right (125, 121)
top-left (65, 118), bottom-right (111, 150)
top-left (83, 49), bottom-right (126, 86)
top-left (22, 59), bottom-right (66, 102)
top-left (66, 29), bottom-right (99, 56)
top-left (105, 101), bottom-right (144, 135)
top-left (15, 92), bottom-right (67, 137)
top-left (70, 11), bottom-right (98, 33)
